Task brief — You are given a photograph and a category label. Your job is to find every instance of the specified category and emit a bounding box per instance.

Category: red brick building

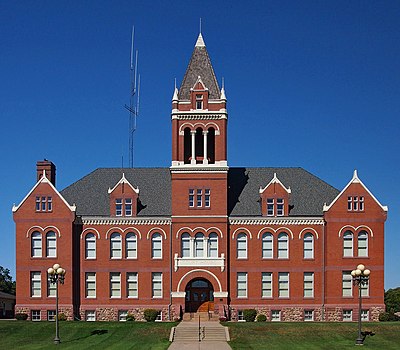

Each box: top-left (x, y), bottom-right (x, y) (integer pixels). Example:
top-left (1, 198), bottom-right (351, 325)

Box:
top-left (13, 33), bottom-right (387, 322)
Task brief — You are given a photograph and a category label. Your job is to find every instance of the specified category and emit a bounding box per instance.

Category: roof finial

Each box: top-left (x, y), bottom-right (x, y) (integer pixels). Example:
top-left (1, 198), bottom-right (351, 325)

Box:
top-left (199, 18), bottom-right (202, 34)
top-left (174, 78), bottom-right (177, 90)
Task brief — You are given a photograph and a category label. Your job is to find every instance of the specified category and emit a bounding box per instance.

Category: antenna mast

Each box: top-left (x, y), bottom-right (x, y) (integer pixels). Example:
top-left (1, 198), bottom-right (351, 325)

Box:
top-left (125, 26), bottom-right (140, 168)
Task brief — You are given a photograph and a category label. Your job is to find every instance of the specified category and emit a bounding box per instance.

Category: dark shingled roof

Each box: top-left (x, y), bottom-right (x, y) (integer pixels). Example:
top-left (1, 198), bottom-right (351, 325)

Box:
top-left (60, 167), bottom-right (339, 217)
top-left (178, 42), bottom-right (220, 100)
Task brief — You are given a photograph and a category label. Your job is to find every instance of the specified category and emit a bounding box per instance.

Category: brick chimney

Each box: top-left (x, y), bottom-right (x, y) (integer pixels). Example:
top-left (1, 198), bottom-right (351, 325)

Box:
top-left (36, 160), bottom-right (56, 186)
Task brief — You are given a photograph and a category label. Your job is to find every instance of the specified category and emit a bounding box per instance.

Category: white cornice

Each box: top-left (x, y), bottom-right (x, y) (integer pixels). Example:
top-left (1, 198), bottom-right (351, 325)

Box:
top-left (171, 113), bottom-right (227, 120)
top-left (108, 173), bottom-right (139, 194)
top-left (259, 172), bottom-right (291, 194)
top-left (81, 216), bottom-right (171, 226)
top-left (170, 163), bottom-right (228, 173)
top-left (229, 217), bottom-right (324, 226)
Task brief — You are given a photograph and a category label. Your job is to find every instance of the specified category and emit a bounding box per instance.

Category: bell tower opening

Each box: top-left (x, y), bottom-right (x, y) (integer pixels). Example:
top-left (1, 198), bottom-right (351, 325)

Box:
top-left (185, 278), bottom-right (214, 313)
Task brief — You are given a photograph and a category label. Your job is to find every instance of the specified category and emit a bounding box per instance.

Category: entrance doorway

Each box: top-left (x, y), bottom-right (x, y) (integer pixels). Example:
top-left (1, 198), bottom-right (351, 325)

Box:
top-left (185, 278), bottom-right (214, 313)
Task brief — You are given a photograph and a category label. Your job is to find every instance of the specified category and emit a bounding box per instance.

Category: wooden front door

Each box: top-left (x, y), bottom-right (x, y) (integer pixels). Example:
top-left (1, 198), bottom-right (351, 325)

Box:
top-left (185, 278), bottom-right (214, 313)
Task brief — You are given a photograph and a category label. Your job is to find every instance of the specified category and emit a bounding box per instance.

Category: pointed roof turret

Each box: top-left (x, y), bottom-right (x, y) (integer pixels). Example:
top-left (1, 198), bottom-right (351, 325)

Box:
top-left (178, 33), bottom-right (220, 100)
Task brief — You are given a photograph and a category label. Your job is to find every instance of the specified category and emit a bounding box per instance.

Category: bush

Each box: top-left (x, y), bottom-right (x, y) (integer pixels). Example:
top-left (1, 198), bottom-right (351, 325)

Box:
top-left (126, 312), bottom-right (135, 321)
top-left (256, 314), bottom-right (267, 322)
top-left (58, 313), bottom-right (67, 321)
top-left (219, 316), bottom-right (227, 322)
top-left (15, 313), bottom-right (28, 321)
top-left (379, 311), bottom-right (400, 322)
top-left (243, 309), bottom-right (257, 322)
top-left (144, 309), bottom-right (160, 322)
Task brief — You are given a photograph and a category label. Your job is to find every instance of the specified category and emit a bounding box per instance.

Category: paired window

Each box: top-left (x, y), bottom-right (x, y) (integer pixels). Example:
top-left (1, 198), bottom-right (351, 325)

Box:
top-left (152, 272), bottom-right (163, 298)
top-left (189, 188), bottom-right (211, 208)
top-left (35, 196), bottom-right (52, 212)
top-left (237, 272), bottom-right (247, 298)
top-left (105, 232), bottom-right (139, 259)
top-left (262, 272), bottom-right (272, 298)
top-left (261, 232), bottom-right (292, 259)
top-left (31, 272), bottom-right (41, 297)
top-left (343, 230), bottom-right (369, 257)
top-left (266, 198), bottom-right (284, 216)
top-left (303, 233), bottom-right (314, 259)
top-left (237, 233), bottom-right (248, 259)
top-left (85, 272), bottom-right (96, 298)
top-left (303, 272), bottom-right (314, 298)
top-left (31, 231), bottom-right (57, 258)
top-left (110, 233), bottom-right (122, 258)
top-left (348, 196), bottom-right (364, 211)
top-left (31, 232), bottom-right (42, 257)
top-left (262, 233), bottom-right (273, 258)
top-left (85, 233), bottom-right (96, 259)
top-left (278, 272), bottom-right (289, 298)
top-left (277, 233), bottom-right (289, 258)
top-left (115, 198), bottom-right (133, 217)
top-left (151, 233), bottom-right (162, 259)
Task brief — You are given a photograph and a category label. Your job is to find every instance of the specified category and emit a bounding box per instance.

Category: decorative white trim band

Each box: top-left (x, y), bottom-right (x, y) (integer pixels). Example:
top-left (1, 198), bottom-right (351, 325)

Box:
top-left (171, 114), bottom-right (227, 120)
top-left (174, 253), bottom-right (225, 272)
top-left (229, 217), bottom-right (324, 226)
top-left (81, 217), bottom-right (171, 226)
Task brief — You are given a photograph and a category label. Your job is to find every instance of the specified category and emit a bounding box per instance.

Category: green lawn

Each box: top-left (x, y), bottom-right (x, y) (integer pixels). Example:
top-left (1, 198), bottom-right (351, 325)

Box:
top-left (226, 322), bottom-right (400, 350)
top-left (0, 320), bottom-right (177, 349)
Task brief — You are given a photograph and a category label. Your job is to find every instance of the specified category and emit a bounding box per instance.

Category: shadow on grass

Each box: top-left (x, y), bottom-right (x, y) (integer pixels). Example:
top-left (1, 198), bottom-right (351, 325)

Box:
top-left (62, 329), bottom-right (109, 343)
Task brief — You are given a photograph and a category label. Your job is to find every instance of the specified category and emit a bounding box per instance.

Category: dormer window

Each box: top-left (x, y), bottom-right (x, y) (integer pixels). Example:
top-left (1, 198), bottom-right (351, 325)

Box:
top-left (267, 198), bottom-right (274, 216)
top-left (115, 198), bottom-right (132, 217)
top-left (116, 199), bottom-right (122, 216)
top-left (196, 94), bottom-right (203, 109)
top-left (125, 198), bottom-right (132, 216)
top-left (348, 196), bottom-right (364, 211)
top-left (277, 198), bottom-right (284, 216)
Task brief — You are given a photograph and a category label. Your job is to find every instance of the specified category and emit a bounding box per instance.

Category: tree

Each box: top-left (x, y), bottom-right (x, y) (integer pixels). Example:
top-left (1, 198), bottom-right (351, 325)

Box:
top-left (0, 266), bottom-right (15, 295)
top-left (385, 287), bottom-right (400, 313)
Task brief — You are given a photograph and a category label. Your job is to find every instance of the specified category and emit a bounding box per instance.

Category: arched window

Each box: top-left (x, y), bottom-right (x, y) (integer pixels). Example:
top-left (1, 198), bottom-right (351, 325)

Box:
top-left (181, 233), bottom-right (191, 258)
top-left (152, 233), bottom-right (162, 259)
top-left (194, 233), bottom-right (205, 257)
top-left (208, 232), bottom-right (218, 258)
top-left (358, 231), bottom-right (368, 257)
top-left (277, 233), bottom-right (288, 259)
top-left (85, 233), bottom-right (96, 259)
top-left (46, 231), bottom-right (57, 258)
top-left (126, 232), bottom-right (137, 259)
top-left (237, 233), bottom-right (247, 259)
top-left (110, 232), bottom-right (122, 258)
top-left (303, 233), bottom-right (314, 259)
top-left (343, 231), bottom-right (353, 257)
top-left (195, 128), bottom-right (203, 161)
top-left (262, 232), bottom-right (273, 259)
top-left (184, 128), bottom-right (191, 164)
top-left (31, 231), bottom-right (42, 257)
top-left (207, 128), bottom-right (215, 164)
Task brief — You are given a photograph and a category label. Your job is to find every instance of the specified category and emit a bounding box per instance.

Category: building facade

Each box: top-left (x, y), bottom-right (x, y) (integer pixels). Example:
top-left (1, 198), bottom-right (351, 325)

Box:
top-left (13, 34), bottom-right (387, 322)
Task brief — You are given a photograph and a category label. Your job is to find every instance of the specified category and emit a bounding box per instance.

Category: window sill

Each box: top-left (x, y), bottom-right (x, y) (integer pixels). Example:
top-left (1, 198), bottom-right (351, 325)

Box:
top-left (152, 296), bottom-right (163, 299)
top-left (237, 296), bottom-right (248, 299)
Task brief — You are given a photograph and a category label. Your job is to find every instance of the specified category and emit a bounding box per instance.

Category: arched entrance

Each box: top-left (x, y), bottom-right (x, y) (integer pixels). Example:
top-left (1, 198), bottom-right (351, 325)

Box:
top-left (185, 278), bottom-right (214, 313)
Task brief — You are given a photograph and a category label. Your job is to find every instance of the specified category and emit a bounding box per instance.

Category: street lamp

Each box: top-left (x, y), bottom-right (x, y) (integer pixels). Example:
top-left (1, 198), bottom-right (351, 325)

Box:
top-left (351, 264), bottom-right (370, 346)
top-left (48, 263), bottom-right (66, 345)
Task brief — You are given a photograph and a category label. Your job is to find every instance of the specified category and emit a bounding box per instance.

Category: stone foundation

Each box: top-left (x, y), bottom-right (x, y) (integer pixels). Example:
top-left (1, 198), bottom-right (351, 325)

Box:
top-left (15, 306), bottom-right (73, 321)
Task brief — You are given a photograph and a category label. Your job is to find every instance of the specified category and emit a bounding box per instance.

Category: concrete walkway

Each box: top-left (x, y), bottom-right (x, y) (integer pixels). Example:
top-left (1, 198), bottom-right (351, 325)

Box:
top-left (168, 321), bottom-right (232, 350)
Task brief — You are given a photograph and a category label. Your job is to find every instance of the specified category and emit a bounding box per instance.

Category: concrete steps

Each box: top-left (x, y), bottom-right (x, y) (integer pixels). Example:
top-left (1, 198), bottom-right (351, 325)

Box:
top-left (172, 323), bottom-right (229, 342)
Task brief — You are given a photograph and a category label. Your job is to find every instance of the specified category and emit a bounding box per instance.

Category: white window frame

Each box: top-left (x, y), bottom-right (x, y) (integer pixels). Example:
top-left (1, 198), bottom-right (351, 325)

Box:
top-left (357, 231), bottom-right (368, 257)
top-left (85, 233), bottom-right (96, 259)
top-left (46, 231), bottom-right (57, 258)
top-left (189, 189), bottom-right (194, 207)
top-left (262, 233), bottom-right (273, 259)
top-left (31, 232), bottom-right (42, 257)
top-left (31, 310), bottom-right (41, 321)
top-left (267, 198), bottom-right (274, 216)
top-left (276, 198), bottom-right (284, 216)
top-left (208, 232), bottom-right (218, 258)
top-left (262, 272), bottom-right (272, 298)
top-left (278, 272), bottom-right (289, 298)
top-left (304, 309), bottom-right (314, 321)
top-left (152, 272), bottom-right (163, 299)
top-left (205, 189), bottom-right (211, 207)
top-left (31, 272), bottom-right (41, 297)
top-left (125, 198), bottom-right (132, 216)
top-left (237, 233), bottom-right (247, 259)
top-left (47, 310), bottom-right (56, 321)
top-left (196, 94), bottom-right (203, 110)
top-left (151, 233), bottom-right (162, 259)
top-left (110, 232), bottom-right (122, 259)
top-left (342, 271), bottom-right (352, 297)
top-left (127, 272), bottom-right (138, 298)
top-left (85, 310), bottom-right (96, 321)
top-left (271, 310), bottom-right (281, 321)
top-left (118, 310), bottom-right (128, 322)
top-left (343, 309), bottom-right (353, 321)
top-left (237, 272), bottom-right (248, 298)
top-left (343, 231), bottom-right (353, 257)
top-left (303, 233), bottom-right (314, 259)
top-left (361, 309), bottom-right (369, 321)
top-left (303, 272), bottom-right (314, 298)
top-left (47, 273), bottom-right (56, 298)
top-left (194, 233), bottom-right (205, 258)
top-left (116, 198), bottom-right (123, 216)
top-left (196, 189), bottom-right (202, 207)
top-left (181, 233), bottom-right (191, 258)
top-left (125, 232), bottom-right (137, 259)
top-left (110, 272), bottom-right (121, 298)
top-left (85, 272), bottom-right (96, 298)
top-left (277, 233), bottom-right (288, 259)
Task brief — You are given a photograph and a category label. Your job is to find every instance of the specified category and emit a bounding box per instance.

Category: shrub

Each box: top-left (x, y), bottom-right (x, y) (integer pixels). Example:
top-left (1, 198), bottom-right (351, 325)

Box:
top-left (379, 311), bottom-right (400, 322)
top-left (219, 316), bottom-right (227, 322)
top-left (15, 313), bottom-right (28, 321)
top-left (144, 309), bottom-right (160, 322)
top-left (243, 309), bottom-right (257, 322)
top-left (126, 312), bottom-right (135, 321)
top-left (58, 313), bottom-right (67, 321)
top-left (256, 314), bottom-right (267, 322)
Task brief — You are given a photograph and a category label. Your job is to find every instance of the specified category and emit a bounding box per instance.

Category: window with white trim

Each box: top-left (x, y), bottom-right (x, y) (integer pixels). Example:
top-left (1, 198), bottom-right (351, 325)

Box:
top-left (361, 281), bottom-right (369, 297)
top-left (189, 189), bottom-right (194, 207)
top-left (85, 233), bottom-right (96, 259)
top-left (31, 310), bottom-right (41, 321)
top-left (194, 233), bottom-right (204, 257)
top-left (47, 273), bottom-right (56, 297)
top-left (361, 309), bottom-right (369, 321)
top-left (276, 198), bottom-right (284, 216)
top-left (343, 231), bottom-right (353, 257)
top-left (152, 272), bottom-right (162, 298)
top-left (181, 233), bottom-right (191, 258)
top-left (31, 232), bottom-right (42, 257)
top-left (342, 271), bottom-right (352, 297)
top-left (358, 231), bottom-right (368, 257)
top-left (237, 272), bottom-right (247, 298)
top-left (85, 272), bottom-right (96, 298)
top-left (303, 233), bottom-right (314, 259)
top-left (151, 233), bottom-right (162, 259)
top-left (196, 94), bottom-right (203, 110)
top-left (343, 309), bottom-right (352, 321)
top-left (237, 310), bottom-right (244, 321)
top-left (35, 196), bottom-right (52, 212)
top-left (277, 233), bottom-right (288, 259)
top-left (115, 198), bottom-right (122, 216)
top-left (115, 198), bottom-right (133, 217)
top-left (118, 310), bottom-right (128, 321)
top-left (303, 272), bottom-right (314, 298)
top-left (31, 272), bottom-right (41, 297)
top-left (267, 198), bottom-right (274, 216)
top-left (278, 272), bottom-right (289, 298)
top-left (262, 272), bottom-right (272, 298)
top-left (46, 231), bottom-right (57, 257)
top-left (110, 232), bottom-right (122, 258)
top-left (271, 310), bottom-right (281, 321)
top-left (125, 198), bottom-right (132, 216)
top-left (237, 233), bottom-right (247, 259)
top-left (348, 196), bottom-right (364, 211)
top-left (125, 232), bottom-right (137, 259)
top-left (304, 310), bottom-right (314, 321)
top-left (85, 310), bottom-right (96, 321)
top-left (47, 310), bottom-right (56, 321)
top-left (262, 233), bottom-right (273, 259)
top-left (127, 272), bottom-right (138, 298)
top-left (110, 273), bottom-right (121, 298)
top-left (208, 232), bottom-right (218, 257)
top-left (205, 189), bottom-right (210, 207)
top-left (196, 189), bottom-right (202, 207)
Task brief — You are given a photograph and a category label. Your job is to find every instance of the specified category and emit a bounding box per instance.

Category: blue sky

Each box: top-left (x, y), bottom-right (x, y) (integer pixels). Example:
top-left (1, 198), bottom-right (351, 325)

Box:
top-left (1, 1), bottom-right (399, 289)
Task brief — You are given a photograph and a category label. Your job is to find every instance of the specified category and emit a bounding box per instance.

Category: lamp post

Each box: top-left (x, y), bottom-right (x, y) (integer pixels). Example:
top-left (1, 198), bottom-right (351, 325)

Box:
top-left (48, 264), bottom-right (66, 345)
top-left (351, 264), bottom-right (370, 346)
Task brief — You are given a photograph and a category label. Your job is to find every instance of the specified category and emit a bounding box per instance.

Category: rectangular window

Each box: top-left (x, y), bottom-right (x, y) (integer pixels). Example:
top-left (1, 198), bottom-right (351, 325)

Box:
top-left (361, 282), bottom-right (369, 297)
top-left (196, 94), bottom-right (203, 109)
top-left (35, 196), bottom-right (41, 211)
top-left (115, 198), bottom-right (122, 216)
top-left (125, 198), bottom-right (132, 216)
top-left (353, 196), bottom-right (359, 210)
top-left (31, 272), bottom-right (41, 297)
top-left (342, 271), bottom-right (352, 297)
top-left (47, 274), bottom-right (56, 297)
top-left (267, 198), bottom-right (274, 216)
top-left (85, 310), bottom-right (96, 321)
top-left (277, 198), bottom-right (284, 216)
top-left (110, 272), bottom-right (121, 298)
top-left (304, 272), bottom-right (314, 298)
top-left (262, 272), bottom-right (272, 298)
top-left (361, 309), bottom-right (369, 321)
top-left (118, 310), bottom-right (128, 322)
top-left (35, 196), bottom-right (52, 211)
top-left (271, 310), bottom-right (281, 321)
top-left (196, 189), bottom-right (202, 207)
top-left (304, 310), bottom-right (314, 321)
top-left (189, 189), bottom-right (194, 207)
top-left (41, 196), bottom-right (46, 211)
top-left (359, 197), bottom-right (364, 211)
top-left (127, 272), bottom-right (138, 298)
top-left (237, 272), bottom-right (248, 298)
top-left (32, 235), bottom-right (42, 257)
top-left (237, 310), bottom-right (244, 321)
top-left (343, 309), bottom-right (353, 321)
top-left (152, 272), bottom-right (162, 298)
top-left (85, 272), bottom-right (96, 298)
top-left (205, 189), bottom-right (210, 207)
top-left (31, 310), bottom-right (41, 321)
top-left (348, 196), bottom-right (364, 211)
top-left (47, 310), bottom-right (56, 321)
top-left (47, 197), bottom-right (52, 211)
top-left (278, 272), bottom-right (289, 298)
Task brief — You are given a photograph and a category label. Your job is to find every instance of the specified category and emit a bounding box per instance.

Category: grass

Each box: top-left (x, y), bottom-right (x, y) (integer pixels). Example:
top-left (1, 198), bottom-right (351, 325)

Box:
top-left (0, 320), bottom-right (177, 349)
top-left (225, 322), bottom-right (400, 350)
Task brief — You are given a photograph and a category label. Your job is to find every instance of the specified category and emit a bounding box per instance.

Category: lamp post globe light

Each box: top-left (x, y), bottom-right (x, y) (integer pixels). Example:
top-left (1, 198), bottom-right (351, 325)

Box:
top-left (351, 264), bottom-right (370, 346)
top-left (48, 263), bottom-right (66, 345)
